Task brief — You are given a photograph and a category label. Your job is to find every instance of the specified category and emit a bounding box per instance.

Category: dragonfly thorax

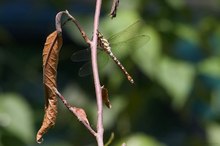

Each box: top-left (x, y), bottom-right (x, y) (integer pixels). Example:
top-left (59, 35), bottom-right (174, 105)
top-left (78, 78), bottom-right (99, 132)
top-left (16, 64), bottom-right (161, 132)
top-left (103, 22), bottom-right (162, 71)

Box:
top-left (97, 31), bottom-right (111, 52)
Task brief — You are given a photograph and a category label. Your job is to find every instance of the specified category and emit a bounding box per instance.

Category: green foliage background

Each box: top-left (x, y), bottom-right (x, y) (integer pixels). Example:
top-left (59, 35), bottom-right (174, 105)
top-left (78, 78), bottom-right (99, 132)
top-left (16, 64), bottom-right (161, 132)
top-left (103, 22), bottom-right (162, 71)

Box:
top-left (0, 0), bottom-right (220, 146)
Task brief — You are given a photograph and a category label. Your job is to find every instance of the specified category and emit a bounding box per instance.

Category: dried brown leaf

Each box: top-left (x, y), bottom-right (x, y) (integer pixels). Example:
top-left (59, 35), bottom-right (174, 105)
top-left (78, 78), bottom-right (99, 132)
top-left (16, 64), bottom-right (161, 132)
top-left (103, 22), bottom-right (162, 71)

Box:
top-left (36, 31), bottom-right (63, 143)
top-left (72, 107), bottom-right (90, 126)
top-left (101, 86), bottom-right (112, 108)
top-left (109, 0), bottom-right (120, 18)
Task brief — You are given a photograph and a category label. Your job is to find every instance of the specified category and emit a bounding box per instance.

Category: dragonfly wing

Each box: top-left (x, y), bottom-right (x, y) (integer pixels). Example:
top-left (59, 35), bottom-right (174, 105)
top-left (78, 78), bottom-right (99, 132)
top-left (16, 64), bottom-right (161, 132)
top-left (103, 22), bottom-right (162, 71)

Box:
top-left (97, 50), bottom-right (109, 69)
top-left (71, 48), bottom-right (91, 62)
top-left (108, 20), bottom-right (146, 44)
top-left (79, 61), bottom-right (92, 77)
top-left (110, 34), bottom-right (150, 58)
top-left (78, 51), bottom-right (109, 77)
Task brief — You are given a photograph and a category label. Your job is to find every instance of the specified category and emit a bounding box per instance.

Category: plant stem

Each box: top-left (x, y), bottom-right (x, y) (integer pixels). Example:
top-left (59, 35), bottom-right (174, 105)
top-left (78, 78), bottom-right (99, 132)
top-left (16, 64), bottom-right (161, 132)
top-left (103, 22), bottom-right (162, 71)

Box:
top-left (91, 0), bottom-right (104, 146)
top-left (64, 10), bottom-right (91, 45)
top-left (54, 88), bottom-right (97, 137)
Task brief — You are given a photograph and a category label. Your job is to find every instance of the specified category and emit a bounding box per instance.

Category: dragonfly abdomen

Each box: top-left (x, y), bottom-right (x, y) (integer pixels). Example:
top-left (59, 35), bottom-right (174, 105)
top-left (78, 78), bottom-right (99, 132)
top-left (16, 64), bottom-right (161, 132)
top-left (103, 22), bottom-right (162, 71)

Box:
top-left (97, 31), bottom-right (134, 84)
top-left (108, 50), bottom-right (134, 84)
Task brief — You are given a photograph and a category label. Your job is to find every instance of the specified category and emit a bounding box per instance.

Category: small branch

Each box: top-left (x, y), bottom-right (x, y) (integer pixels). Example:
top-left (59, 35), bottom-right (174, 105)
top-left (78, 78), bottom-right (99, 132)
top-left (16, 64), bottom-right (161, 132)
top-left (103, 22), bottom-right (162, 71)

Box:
top-left (91, 0), bottom-right (104, 146)
top-left (53, 88), bottom-right (97, 137)
top-left (104, 133), bottom-right (114, 146)
top-left (55, 11), bottom-right (65, 33)
top-left (55, 7), bottom-right (104, 145)
top-left (64, 10), bottom-right (91, 45)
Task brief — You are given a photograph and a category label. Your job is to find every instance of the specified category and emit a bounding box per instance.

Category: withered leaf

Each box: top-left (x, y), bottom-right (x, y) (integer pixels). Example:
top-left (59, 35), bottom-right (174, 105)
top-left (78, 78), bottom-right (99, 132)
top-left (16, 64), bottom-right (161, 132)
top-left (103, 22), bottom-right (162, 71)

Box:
top-left (72, 107), bottom-right (90, 126)
top-left (36, 31), bottom-right (63, 143)
top-left (101, 86), bottom-right (112, 108)
top-left (109, 0), bottom-right (120, 18)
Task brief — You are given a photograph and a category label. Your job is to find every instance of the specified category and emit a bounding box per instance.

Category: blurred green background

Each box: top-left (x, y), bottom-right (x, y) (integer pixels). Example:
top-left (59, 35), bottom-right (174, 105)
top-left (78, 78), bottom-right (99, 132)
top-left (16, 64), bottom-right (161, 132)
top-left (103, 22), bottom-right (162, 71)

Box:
top-left (0, 0), bottom-right (220, 146)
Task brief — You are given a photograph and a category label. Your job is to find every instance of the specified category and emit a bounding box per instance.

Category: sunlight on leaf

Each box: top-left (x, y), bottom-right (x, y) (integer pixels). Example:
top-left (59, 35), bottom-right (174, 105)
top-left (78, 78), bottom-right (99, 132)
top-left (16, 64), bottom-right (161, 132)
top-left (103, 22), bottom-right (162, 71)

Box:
top-left (207, 122), bottom-right (220, 146)
top-left (166, 0), bottom-right (185, 9)
top-left (198, 57), bottom-right (220, 78)
top-left (132, 25), bottom-right (161, 79)
top-left (174, 23), bottom-right (199, 44)
top-left (156, 57), bottom-right (195, 108)
top-left (100, 10), bottom-right (141, 37)
top-left (103, 96), bottom-right (128, 129)
top-left (114, 133), bottom-right (166, 146)
top-left (0, 93), bottom-right (34, 144)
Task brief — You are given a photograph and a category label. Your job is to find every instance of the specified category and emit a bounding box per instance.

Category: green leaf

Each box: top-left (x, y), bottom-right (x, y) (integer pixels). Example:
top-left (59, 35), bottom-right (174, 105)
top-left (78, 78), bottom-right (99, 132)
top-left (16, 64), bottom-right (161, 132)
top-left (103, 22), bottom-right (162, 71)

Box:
top-left (0, 93), bottom-right (35, 144)
top-left (165, 0), bottom-right (185, 9)
top-left (100, 10), bottom-right (141, 37)
top-left (132, 25), bottom-right (161, 79)
top-left (103, 96), bottom-right (128, 129)
top-left (207, 122), bottom-right (220, 146)
top-left (156, 57), bottom-right (195, 108)
top-left (174, 23), bottom-right (199, 44)
top-left (210, 88), bottom-right (220, 115)
top-left (198, 57), bottom-right (220, 78)
top-left (115, 133), bottom-right (166, 146)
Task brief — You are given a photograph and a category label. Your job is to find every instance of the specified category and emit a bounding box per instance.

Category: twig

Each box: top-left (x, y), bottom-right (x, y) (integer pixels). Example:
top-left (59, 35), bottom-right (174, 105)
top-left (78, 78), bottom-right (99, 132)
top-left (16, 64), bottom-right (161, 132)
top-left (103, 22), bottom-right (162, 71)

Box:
top-left (91, 0), bottom-right (104, 146)
top-left (55, 6), bottom-right (104, 145)
top-left (55, 11), bottom-right (65, 33)
top-left (104, 133), bottom-right (114, 146)
top-left (53, 88), bottom-right (97, 137)
top-left (64, 10), bottom-right (91, 45)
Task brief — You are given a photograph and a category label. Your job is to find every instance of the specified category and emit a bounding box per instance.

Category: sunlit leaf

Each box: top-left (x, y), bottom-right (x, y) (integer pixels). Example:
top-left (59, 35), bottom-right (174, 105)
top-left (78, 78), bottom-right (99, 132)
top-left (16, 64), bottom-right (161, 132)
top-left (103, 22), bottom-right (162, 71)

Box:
top-left (102, 96), bottom-right (128, 129)
top-left (174, 23), bottom-right (199, 44)
top-left (100, 10), bottom-right (141, 36)
top-left (114, 133), bottom-right (166, 146)
top-left (198, 57), bottom-right (220, 78)
top-left (166, 0), bottom-right (185, 9)
top-left (0, 93), bottom-right (35, 144)
top-left (207, 122), bottom-right (220, 146)
top-left (132, 25), bottom-right (161, 79)
top-left (156, 57), bottom-right (195, 108)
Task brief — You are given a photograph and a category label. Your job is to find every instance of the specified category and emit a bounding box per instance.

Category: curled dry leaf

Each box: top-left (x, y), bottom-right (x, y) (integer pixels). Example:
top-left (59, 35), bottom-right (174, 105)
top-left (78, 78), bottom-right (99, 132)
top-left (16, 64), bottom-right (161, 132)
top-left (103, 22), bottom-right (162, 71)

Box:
top-left (72, 107), bottom-right (90, 126)
top-left (109, 0), bottom-right (120, 18)
top-left (36, 31), bottom-right (63, 143)
top-left (101, 86), bottom-right (112, 108)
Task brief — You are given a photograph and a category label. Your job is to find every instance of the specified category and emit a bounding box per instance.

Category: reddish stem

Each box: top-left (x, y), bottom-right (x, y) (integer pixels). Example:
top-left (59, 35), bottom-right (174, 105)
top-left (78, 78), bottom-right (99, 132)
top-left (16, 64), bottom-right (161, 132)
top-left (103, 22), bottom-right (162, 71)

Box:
top-left (91, 0), bottom-right (104, 146)
top-left (53, 88), bottom-right (97, 137)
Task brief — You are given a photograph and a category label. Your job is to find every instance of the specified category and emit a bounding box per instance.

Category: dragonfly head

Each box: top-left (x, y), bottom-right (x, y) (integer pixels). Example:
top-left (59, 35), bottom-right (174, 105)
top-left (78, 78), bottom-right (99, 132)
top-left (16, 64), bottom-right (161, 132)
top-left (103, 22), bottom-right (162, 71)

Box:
top-left (97, 30), bottom-right (104, 38)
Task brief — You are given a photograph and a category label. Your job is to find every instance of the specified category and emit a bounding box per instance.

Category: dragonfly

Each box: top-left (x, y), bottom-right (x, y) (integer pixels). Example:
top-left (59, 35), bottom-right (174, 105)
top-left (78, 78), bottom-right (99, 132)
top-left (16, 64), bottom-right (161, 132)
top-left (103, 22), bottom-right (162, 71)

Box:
top-left (71, 20), bottom-right (150, 84)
